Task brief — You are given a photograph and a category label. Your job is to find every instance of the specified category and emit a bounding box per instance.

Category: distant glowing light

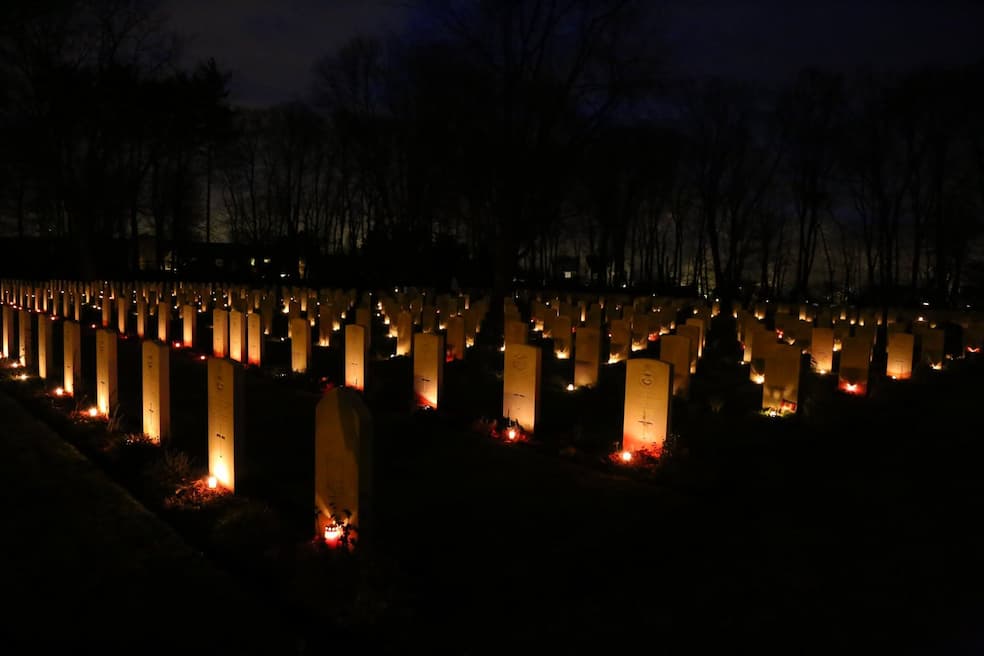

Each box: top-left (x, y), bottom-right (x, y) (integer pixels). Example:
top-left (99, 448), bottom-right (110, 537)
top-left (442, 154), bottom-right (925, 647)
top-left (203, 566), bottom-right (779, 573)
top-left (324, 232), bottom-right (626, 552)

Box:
top-left (930, 363), bottom-right (942, 371)
top-left (566, 383), bottom-right (575, 392)
top-left (199, 355), bottom-right (207, 361)
top-left (752, 374), bottom-right (765, 385)
top-left (54, 387), bottom-right (65, 396)
top-left (506, 427), bottom-right (517, 441)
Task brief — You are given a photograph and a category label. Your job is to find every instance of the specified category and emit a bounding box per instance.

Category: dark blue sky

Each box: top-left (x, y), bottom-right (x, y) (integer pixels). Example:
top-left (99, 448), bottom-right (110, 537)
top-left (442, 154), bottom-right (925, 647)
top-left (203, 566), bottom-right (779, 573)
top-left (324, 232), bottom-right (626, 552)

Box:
top-left (162, 0), bottom-right (984, 107)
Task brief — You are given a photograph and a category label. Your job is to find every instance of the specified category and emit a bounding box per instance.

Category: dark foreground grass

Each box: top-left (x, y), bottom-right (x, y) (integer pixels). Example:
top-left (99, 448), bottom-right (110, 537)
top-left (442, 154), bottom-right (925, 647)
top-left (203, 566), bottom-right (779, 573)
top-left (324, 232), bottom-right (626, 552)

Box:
top-left (0, 391), bottom-right (294, 655)
top-left (2, 309), bottom-right (984, 653)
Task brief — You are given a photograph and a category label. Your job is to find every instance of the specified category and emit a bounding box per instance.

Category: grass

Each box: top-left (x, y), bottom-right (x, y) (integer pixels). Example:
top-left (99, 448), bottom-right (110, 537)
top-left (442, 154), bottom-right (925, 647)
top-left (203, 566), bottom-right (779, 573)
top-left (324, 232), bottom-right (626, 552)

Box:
top-left (1, 305), bottom-right (983, 652)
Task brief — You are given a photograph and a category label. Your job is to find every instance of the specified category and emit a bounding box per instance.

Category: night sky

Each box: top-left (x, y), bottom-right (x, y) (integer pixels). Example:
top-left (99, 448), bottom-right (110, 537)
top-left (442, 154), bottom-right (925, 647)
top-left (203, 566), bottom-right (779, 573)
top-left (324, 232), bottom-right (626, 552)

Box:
top-left (163, 0), bottom-right (984, 107)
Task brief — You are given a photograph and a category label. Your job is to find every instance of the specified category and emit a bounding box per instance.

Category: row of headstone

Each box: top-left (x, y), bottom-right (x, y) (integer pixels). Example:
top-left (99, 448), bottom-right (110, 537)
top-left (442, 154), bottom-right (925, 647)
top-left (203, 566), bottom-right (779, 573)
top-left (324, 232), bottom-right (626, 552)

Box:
top-left (0, 294), bottom-right (373, 545)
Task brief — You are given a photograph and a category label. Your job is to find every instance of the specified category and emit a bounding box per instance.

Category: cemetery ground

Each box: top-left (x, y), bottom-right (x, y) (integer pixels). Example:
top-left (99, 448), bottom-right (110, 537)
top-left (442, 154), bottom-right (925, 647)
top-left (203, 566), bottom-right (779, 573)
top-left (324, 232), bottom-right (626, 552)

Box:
top-left (2, 309), bottom-right (984, 653)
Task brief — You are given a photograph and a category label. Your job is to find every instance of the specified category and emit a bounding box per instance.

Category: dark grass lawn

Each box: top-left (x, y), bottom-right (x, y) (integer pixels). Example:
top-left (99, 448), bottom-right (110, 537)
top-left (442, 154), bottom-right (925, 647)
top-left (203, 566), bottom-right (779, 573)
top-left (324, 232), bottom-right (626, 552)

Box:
top-left (0, 390), bottom-right (295, 654)
top-left (3, 308), bottom-right (984, 653)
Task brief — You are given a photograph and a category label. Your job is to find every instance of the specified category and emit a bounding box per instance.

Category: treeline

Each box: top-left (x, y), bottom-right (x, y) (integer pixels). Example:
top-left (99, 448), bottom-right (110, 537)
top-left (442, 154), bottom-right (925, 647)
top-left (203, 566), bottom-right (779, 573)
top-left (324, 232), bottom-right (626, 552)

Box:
top-left (2, 0), bottom-right (983, 306)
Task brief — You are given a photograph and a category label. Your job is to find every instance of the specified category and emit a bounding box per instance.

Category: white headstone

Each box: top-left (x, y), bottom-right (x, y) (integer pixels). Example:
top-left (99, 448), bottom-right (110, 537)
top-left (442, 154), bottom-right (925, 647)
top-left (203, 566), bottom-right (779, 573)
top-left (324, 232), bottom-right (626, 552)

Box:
top-left (317, 304), bottom-right (333, 348)
top-left (762, 343), bottom-right (801, 414)
top-left (345, 324), bottom-right (367, 391)
top-left (142, 340), bottom-right (170, 443)
top-left (18, 309), bottom-right (33, 368)
top-left (609, 319), bottom-right (631, 363)
top-left (676, 323), bottom-right (701, 374)
top-left (314, 387), bottom-right (372, 541)
top-left (212, 308), bottom-right (229, 359)
top-left (136, 299), bottom-right (147, 339)
top-left (63, 320), bottom-right (81, 395)
top-left (116, 296), bottom-right (128, 335)
top-left (290, 316), bottom-right (310, 373)
top-left (207, 358), bottom-right (243, 491)
top-left (247, 312), bottom-right (263, 366)
top-left (553, 315), bottom-right (572, 359)
top-left (413, 332), bottom-right (444, 409)
top-left (96, 328), bottom-right (118, 417)
top-left (574, 325), bottom-right (601, 388)
top-left (684, 317), bottom-right (706, 358)
top-left (182, 304), bottom-right (197, 348)
top-left (887, 332), bottom-right (914, 380)
top-left (838, 336), bottom-right (871, 395)
top-left (622, 358), bottom-right (672, 454)
top-left (2, 305), bottom-right (13, 358)
top-left (157, 301), bottom-right (171, 343)
top-left (229, 309), bottom-right (246, 363)
top-left (502, 343), bottom-right (541, 432)
top-left (659, 334), bottom-right (691, 398)
top-left (811, 327), bottom-right (834, 374)
top-left (37, 314), bottom-right (53, 379)
top-left (446, 315), bottom-right (465, 361)
top-left (396, 310), bottom-right (413, 357)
